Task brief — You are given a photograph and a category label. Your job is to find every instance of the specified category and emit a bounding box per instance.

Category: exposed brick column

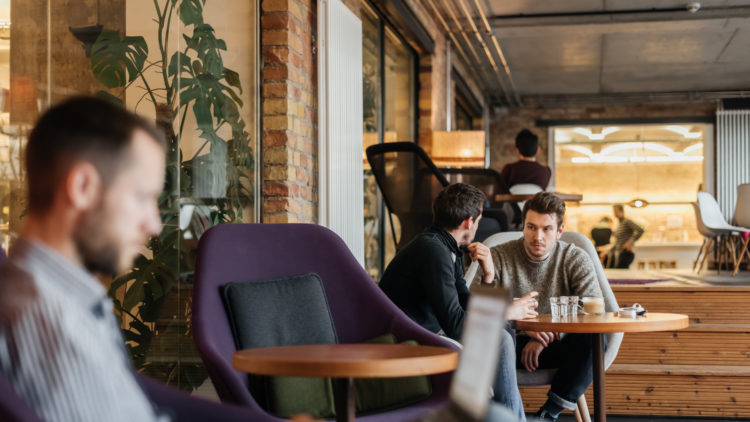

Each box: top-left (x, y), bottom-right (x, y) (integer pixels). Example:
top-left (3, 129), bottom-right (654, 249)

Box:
top-left (261, 0), bottom-right (317, 223)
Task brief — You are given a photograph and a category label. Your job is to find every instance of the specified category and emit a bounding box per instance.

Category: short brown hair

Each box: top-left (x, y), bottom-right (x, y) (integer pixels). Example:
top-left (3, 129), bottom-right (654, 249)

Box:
top-left (26, 96), bottom-right (166, 213)
top-left (432, 183), bottom-right (485, 230)
top-left (522, 192), bottom-right (565, 227)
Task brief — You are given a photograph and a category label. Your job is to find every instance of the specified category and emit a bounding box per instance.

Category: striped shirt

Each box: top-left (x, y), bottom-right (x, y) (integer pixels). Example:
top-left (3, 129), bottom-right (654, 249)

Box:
top-left (612, 218), bottom-right (645, 253)
top-left (0, 238), bottom-right (168, 422)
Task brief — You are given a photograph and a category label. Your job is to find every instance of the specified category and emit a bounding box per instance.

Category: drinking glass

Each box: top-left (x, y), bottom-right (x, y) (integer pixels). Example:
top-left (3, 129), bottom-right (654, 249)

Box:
top-left (549, 297), bottom-right (562, 319)
top-left (566, 295), bottom-right (580, 317)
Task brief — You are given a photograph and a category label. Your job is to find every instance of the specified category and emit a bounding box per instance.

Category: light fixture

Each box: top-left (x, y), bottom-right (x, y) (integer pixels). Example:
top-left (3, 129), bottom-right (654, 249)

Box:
top-left (627, 198), bottom-right (649, 208)
top-left (665, 125), bottom-right (702, 139)
top-left (69, 0), bottom-right (103, 57)
top-left (572, 127), bottom-right (619, 140)
top-left (431, 131), bottom-right (485, 167)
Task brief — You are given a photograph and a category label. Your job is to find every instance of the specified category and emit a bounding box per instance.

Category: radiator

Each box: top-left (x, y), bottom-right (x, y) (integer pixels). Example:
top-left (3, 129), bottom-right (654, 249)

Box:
top-left (716, 109), bottom-right (750, 222)
top-left (317, 0), bottom-right (365, 264)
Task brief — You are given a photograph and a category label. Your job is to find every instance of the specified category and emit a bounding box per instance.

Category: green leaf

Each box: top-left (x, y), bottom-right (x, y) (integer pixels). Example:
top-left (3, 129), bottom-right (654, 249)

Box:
top-left (95, 90), bottom-right (125, 105)
top-left (168, 51), bottom-right (192, 77)
top-left (90, 31), bottom-right (148, 88)
top-left (177, 0), bottom-right (204, 26)
top-left (223, 68), bottom-right (242, 93)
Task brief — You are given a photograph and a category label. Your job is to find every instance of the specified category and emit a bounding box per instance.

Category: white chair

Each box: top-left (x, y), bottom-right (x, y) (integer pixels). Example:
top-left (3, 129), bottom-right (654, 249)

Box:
top-left (465, 231), bottom-right (623, 422)
top-left (696, 192), bottom-right (747, 275)
top-left (733, 184), bottom-right (750, 275)
top-left (509, 183), bottom-right (543, 210)
top-left (692, 202), bottom-right (720, 274)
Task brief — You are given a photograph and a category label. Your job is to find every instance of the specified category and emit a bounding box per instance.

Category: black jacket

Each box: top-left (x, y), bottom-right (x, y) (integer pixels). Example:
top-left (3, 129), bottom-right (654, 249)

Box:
top-left (379, 227), bottom-right (469, 340)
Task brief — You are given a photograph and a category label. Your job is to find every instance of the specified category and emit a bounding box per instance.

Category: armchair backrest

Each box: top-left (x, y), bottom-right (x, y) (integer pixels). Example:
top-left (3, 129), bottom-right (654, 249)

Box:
top-left (366, 142), bottom-right (448, 250)
top-left (193, 223), bottom-right (457, 409)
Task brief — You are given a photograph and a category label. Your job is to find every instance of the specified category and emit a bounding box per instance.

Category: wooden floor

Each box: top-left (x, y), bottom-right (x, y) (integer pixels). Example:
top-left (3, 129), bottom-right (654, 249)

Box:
top-left (519, 268), bottom-right (750, 419)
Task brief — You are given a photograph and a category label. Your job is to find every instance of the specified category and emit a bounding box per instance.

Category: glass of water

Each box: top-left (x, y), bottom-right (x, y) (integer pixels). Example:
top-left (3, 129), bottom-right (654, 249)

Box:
top-left (566, 295), bottom-right (580, 317)
top-left (549, 297), bottom-right (562, 319)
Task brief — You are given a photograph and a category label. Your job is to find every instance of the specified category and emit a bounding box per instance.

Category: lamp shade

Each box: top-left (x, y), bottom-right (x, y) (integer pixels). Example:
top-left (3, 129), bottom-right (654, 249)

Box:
top-left (431, 130), bottom-right (485, 167)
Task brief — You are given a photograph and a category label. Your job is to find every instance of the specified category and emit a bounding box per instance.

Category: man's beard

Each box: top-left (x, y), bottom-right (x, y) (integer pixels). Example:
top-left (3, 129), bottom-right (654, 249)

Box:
top-left (73, 205), bottom-right (121, 275)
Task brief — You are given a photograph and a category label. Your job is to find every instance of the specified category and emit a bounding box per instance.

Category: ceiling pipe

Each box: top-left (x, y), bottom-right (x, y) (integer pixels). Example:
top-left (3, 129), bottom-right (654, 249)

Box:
top-left (470, 0), bottom-right (521, 106)
top-left (454, 0), bottom-right (513, 105)
top-left (435, 0), bottom-right (508, 103)
top-left (425, 0), bottom-right (494, 101)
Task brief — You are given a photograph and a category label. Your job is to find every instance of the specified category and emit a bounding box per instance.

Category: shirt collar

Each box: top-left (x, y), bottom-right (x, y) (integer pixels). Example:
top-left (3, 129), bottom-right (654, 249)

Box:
top-left (429, 226), bottom-right (461, 255)
top-left (11, 237), bottom-right (108, 312)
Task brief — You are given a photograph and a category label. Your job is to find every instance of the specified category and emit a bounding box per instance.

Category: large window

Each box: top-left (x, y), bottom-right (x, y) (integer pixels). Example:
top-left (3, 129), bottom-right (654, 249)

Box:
top-left (1, 0), bottom-right (258, 393)
top-left (554, 124), bottom-right (710, 267)
top-left (362, 1), bottom-right (416, 279)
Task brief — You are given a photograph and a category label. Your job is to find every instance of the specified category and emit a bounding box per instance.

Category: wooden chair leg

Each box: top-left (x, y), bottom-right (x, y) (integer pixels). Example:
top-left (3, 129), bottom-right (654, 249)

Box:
top-left (693, 238), bottom-right (708, 272)
top-left (735, 235), bottom-right (750, 276)
top-left (698, 238), bottom-right (713, 275)
top-left (574, 406), bottom-right (583, 422)
top-left (577, 394), bottom-right (591, 422)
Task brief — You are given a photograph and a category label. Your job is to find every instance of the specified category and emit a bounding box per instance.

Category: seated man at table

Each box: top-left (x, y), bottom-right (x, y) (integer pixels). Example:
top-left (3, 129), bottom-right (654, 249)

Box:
top-left (0, 97), bottom-right (304, 422)
top-left (379, 183), bottom-right (539, 421)
top-left (472, 192), bottom-right (603, 421)
top-left (500, 129), bottom-right (551, 190)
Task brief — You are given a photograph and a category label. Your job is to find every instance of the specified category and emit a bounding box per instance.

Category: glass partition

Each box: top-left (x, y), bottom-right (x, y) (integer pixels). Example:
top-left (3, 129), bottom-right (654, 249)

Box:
top-left (2, 0), bottom-right (258, 393)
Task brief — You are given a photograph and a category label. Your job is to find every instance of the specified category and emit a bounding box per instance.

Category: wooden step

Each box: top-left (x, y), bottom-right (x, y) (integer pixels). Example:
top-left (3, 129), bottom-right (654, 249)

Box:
top-left (615, 325), bottom-right (750, 366)
top-left (519, 364), bottom-right (750, 418)
top-left (612, 286), bottom-right (750, 325)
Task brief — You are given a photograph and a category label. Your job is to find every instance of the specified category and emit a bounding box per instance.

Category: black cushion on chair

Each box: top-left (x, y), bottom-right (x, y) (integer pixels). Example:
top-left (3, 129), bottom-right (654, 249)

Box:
top-left (221, 273), bottom-right (338, 418)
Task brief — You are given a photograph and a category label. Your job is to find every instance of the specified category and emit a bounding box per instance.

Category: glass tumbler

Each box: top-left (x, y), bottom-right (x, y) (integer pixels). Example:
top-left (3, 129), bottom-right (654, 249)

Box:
top-left (549, 296), bottom-right (562, 319)
top-left (566, 295), bottom-right (580, 317)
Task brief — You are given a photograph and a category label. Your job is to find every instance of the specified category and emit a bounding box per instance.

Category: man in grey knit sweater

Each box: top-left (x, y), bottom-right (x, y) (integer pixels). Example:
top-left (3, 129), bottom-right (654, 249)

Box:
top-left (472, 192), bottom-right (603, 421)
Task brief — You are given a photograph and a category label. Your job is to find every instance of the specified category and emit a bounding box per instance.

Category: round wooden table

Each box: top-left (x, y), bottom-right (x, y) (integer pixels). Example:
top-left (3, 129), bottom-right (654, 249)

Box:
top-left (516, 312), bottom-right (688, 422)
top-left (233, 344), bottom-right (458, 422)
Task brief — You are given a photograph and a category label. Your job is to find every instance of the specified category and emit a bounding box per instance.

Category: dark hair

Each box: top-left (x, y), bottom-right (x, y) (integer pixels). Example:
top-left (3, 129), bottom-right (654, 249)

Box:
top-left (26, 96), bottom-right (166, 213)
top-left (613, 204), bottom-right (624, 213)
top-left (522, 192), bottom-right (565, 227)
top-left (515, 129), bottom-right (538, 157)
top-left (432, 183), bottom-right (485, 230)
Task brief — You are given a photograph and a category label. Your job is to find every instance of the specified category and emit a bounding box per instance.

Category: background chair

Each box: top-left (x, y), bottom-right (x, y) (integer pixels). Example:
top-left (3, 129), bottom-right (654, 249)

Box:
top-left (366, 142), bottom-right (449, 251)
top-left (193, 223), bottom-right (458, 421)
top-left (733, 183), bottom-right (750, 275)
top-left (696, 192), bottom-right (747, 275)
top-left (464, 231), bottom-right (623, 422)
top-left (440, 167), bottom-right (520, 234)
top-left (366, 142), bottom-right (508, 250)
top-left (508, 183), bottom-right (543, 210)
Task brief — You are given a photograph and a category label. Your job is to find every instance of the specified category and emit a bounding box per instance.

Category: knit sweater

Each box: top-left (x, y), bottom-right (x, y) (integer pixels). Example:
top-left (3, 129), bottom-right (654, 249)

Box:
top-left (472, 238), bottom-right (602, 314)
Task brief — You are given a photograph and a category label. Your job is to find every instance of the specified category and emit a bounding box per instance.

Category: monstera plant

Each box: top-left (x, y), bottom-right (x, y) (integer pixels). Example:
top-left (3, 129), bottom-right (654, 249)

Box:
top-left (88, 0), bottom-right (253, 390)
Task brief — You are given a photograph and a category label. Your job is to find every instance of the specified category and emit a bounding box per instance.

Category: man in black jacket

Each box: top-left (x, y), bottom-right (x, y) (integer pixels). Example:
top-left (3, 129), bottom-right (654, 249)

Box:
top-left (379, 183), bottom-right (538, 421)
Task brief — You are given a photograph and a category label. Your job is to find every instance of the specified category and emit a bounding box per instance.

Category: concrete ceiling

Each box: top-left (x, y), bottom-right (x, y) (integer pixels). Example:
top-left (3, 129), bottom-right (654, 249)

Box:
top-left (427, 0), bottom-right (750, 104)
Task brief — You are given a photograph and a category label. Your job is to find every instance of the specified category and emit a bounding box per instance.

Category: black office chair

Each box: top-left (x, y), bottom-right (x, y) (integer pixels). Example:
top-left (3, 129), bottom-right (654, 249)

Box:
top-left (440, 167), bottom-right (521, 233)
top-left (366, 142), bottom-right (508, 250)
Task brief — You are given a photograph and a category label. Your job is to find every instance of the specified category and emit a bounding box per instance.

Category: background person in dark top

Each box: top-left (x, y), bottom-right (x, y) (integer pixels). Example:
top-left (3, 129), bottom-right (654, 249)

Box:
top-left (379, 183), bottom-right (538, 421)
top-left (500, 129), bottom-right (552, 190)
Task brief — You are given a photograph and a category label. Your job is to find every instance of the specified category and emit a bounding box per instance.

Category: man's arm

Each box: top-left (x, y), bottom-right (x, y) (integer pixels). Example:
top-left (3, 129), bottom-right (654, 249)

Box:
top-left (624, 219), bottom-right (645, 251)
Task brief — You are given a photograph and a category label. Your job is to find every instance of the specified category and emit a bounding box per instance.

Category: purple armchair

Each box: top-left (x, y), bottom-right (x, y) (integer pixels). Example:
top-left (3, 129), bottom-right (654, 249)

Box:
top-left (193, 223), bottom-right (458, 421)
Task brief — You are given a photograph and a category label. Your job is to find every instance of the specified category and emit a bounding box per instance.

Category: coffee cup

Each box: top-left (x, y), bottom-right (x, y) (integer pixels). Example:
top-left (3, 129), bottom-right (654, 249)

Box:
top-left (581, 296), bottom-right (605, 315)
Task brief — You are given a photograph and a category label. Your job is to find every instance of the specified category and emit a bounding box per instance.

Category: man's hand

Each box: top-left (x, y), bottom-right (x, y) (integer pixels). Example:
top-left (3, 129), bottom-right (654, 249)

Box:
top-left (467, 242), bottom-right (495, 284)
top-left (525, 330), bottom-right (559, 347)
top-left (506, 291), bottom-right (539, 320)
top-left (521, 339), bottom-right (545, 372)
top-left (624, 240), bottom-right (635, 251)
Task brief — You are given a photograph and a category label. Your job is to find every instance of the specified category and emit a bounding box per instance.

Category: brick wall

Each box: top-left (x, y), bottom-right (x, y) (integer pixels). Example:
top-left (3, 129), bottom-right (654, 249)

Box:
top-left (261, 0), bottom-right (318, 223)
top-left (489, 100), bottom-right (718, 172)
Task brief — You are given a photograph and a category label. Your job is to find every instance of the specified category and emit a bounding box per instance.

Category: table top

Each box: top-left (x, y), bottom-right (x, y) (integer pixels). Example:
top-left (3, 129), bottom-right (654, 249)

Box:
top-left (516, 312), bottom-right (689, 333)
top-left (495, 192), bottom-right (583, 202)
top-left (233, 344), bottom-right (459, 378)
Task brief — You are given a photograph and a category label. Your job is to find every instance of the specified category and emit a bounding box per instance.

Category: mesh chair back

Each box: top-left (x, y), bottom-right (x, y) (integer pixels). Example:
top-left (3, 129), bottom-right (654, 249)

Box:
top-left (366, 142), bottom-right (449, 249)
top-left (439, 167), bottom-right (510, 202)
top-left (735, 183), bottom-right (750, 228)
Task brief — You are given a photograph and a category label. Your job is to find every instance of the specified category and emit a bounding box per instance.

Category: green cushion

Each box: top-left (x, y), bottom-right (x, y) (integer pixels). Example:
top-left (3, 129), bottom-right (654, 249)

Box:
top-left (354, 334), bottom-right (433, 415)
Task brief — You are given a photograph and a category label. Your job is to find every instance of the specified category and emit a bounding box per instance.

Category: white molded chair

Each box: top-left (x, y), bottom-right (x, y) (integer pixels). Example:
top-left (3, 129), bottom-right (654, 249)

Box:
top-left (509, 183), bottom-right (543, 210)
top-left (696, 192), bottom-right (747, 275)
top-left (465, 231), bottom-right (623, 422)
top-left (733, 184), bottom-right (750, 275)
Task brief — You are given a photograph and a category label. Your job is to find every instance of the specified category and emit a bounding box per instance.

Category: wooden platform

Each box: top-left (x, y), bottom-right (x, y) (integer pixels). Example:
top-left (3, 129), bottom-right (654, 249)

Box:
top-left (519, 274), bottom-right (750, 419)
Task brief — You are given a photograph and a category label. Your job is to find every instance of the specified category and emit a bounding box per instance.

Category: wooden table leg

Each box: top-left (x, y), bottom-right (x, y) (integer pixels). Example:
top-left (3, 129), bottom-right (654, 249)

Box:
top-left (593, 333), bottom-right (605, 422)
top-left (333, 377), bottom-right (355, 422)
